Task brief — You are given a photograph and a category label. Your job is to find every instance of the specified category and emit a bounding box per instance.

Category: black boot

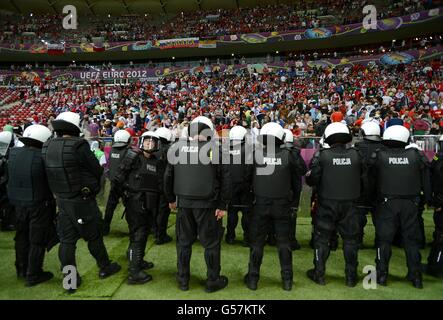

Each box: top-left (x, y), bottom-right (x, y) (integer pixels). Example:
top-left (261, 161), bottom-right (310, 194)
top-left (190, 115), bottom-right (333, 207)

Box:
top-left (244, 273), bottom-right (258, 290)
top-left (177, 246), bottom-right (191, 291)
top-left (99, 262), bottom-right (121, 279)
top-left (15, 262), bottom-right (27, 279)
top-left (176, 272), bottom-right (189, 291)
top-left (376, 270), bottom-right (388, 286)
top-left (345, 272), bottom-right (358, 287)
top-left (247, 245), bottom-right (263, 288)
top-left (155, 233), bottom-right (172, 245)
top-left (26, 245), bottom-right (51, 286)
top-left (26, 271), bottom-right (54, 287)
top-left (205, 275), bottom-right (228, 293)
top-left (127, 245), bottom-right (151, 284)
top-left (343, 241), bottom-right (359, 287)
top-left (141, 260), bottom-right (154, 270)
top-left (281, 271), bottom-right (293, 291)
top-left (307, 245), bottom-right (329, 285)
top-left (407, 271), bottom-right (423, 289)
top-left (307, 269), bottom-right (326, 285)
top-left (376, 243), bottom-right (391, 286)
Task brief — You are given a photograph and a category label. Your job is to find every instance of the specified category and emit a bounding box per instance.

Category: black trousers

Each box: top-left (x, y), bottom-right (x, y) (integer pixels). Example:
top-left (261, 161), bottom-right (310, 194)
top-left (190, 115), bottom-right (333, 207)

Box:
top-left (288, 207), bottom-right (298, 243)
top-left (0, 200), bottom-right (15, 229)
top-left (124, 194), bottom-right (155, 274)
top-left (357, 206), bottom-right (376, 245)
top-left (226, 205), bottom-right (250, 241)
top-left (14, 200), bottom-right (56, 277)
top-left (56, 197), bottom-right (111, 271)
top-left (248, 200), bottom-right (292, 280)
top-left (375, 198), bottom-right (422, 277)
top-left (104, 182), bottom-right (123, 226)
top-left (312, 199), bottom-right (361, 277)
top-left (153, 194), bottom-right (171, 240)
top-left (175, 207), bottom-right (224, 283)
top-left (427, 209), bottom-right (443, 272)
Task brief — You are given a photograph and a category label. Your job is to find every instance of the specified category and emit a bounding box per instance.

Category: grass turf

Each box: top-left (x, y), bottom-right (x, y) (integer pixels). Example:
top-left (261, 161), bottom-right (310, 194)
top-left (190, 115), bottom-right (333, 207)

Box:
top-left (0, 184), bottom-right (442, 300)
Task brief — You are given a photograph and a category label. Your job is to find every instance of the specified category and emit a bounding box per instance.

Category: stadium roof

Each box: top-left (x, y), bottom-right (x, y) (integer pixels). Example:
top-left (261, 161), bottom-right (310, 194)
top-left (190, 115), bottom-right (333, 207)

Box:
top-left (0, 0), bottom-right (295, 15)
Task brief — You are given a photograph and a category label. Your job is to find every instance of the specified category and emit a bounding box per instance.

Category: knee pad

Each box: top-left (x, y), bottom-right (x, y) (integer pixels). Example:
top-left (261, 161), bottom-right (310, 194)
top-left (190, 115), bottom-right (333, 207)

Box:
top-left (131, 227), bottom-right (148, 244)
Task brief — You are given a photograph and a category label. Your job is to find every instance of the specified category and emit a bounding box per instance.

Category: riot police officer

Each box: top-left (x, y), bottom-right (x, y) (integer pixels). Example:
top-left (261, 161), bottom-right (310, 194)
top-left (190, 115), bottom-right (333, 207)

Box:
top-left (306, 122), bottom-right (364, 287)
top-left (153, 127), bottom-right (174, 245)
top-left (42, 112), bottom-right (121, 292)
top-left (354, 121), bottom-right (384, 247)
top-left (103, 129), bottom-right (132, 235)
top-left (283, 128), bottom-right (303, 250)
top-left (368, 125), bottom-right (432, 288)
top-left (244, 122), bottom-right (307, 291)
top-left (424, 134), bottom-right (443, 278)
top-left (164, 116), bottom-right (232, 292)
top-left (309, 137), bottom-right (339, 251)
top-left (225, 125), bottom-right (252, 246)
top-left (0, 130), bottom-right (15, 231)
top-left (7, 125), bottom-right (57, 286)
top-left (113, 131), bottom-right (163, 284)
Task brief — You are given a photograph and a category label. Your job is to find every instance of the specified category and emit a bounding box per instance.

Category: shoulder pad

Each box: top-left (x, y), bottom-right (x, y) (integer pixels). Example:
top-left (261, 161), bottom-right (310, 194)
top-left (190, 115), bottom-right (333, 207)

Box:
top-left (72, 138), bottom-right (89, 150)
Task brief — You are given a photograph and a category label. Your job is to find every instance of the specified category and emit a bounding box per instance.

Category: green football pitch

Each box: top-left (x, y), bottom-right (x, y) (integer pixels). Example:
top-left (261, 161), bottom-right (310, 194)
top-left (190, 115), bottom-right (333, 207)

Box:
top-left (0, 184), bottom-right (442, 300)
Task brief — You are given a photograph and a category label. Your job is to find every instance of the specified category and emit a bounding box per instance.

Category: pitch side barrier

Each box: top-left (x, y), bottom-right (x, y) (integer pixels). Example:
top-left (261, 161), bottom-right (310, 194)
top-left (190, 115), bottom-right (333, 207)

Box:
top-left (88, 134), bottom-right (439, 175)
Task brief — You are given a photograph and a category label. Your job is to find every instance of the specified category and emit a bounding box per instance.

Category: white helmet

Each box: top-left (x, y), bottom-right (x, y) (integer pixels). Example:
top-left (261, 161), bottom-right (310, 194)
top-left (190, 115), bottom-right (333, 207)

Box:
top-left (319, 136), bottom-right (330, 149)
top-left (189, 116), bottom-right (214, 139)
top-left (156, 127), bottom-right (173, 142)
top-left (361, 121), bottom-right (381, 141)
top-left (324, 122), bottom-right (351, 145)
top-left (90, 140), bottom-right (100, 152)
top-left (283, 129), bottom-right (294, 144)
top-left (383, 125), bottom-right (410, 144)
top-left (19, 124), bottom-right (52, 146)
top-left (259, 122), bottom-right (285, 143)
top-left (140, 131), bottom-right (160, 153)
top-left (229, 126), bottom-right (247, 141)
top-left (0, 131), bottom-right (13, 156)
top-left (52, 112), bottom-right (81, 135)
top-left (0, 131), bottom-right (13, 145)
top-left (113, 129), bottom-right (131, 147)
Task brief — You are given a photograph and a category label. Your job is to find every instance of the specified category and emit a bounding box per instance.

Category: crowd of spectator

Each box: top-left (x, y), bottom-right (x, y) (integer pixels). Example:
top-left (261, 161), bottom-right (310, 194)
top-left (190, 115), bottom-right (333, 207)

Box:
top-left (0, 0), bottom-right (435, 44)
top-left (2, 57), bottom-right (442, 143)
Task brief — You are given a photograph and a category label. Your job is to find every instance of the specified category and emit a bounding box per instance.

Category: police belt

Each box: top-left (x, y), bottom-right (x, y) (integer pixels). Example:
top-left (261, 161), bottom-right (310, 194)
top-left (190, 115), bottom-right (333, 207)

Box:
top-left (380, 195), bottom-right (420, 201)
top-left (229, 204), bottom-right (250, 208)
